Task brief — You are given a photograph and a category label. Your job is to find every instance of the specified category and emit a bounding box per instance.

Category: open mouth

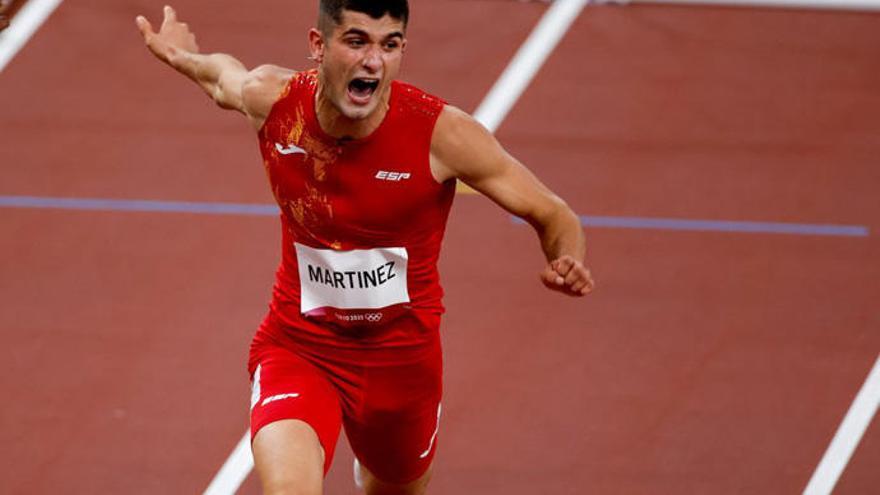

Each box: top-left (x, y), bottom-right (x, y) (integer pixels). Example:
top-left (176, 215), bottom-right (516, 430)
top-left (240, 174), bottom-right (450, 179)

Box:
top-left (347, 77), bottom-right (380, 104)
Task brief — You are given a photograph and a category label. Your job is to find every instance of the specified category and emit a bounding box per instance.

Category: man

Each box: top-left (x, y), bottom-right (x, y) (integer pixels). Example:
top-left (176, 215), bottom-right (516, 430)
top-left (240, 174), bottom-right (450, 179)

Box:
top-left (136, 2), bottom-right (593, 494)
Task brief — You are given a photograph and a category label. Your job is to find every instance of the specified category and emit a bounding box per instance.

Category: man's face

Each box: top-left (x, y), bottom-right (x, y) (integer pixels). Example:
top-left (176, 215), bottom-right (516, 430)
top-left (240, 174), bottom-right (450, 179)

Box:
top-left (311, 10), bottom-right (407, 121)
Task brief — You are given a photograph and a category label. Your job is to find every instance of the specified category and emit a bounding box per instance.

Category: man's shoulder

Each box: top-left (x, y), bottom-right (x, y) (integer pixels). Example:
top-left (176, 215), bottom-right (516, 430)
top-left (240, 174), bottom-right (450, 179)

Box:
top-left (393, 80), bottom-right (444, 103)
top-left (391, 80), bottom-right (447, 122)
top-left (241, 66), bottom-right (302, 122)
top-left (243, 65), bottom-right (298, 97)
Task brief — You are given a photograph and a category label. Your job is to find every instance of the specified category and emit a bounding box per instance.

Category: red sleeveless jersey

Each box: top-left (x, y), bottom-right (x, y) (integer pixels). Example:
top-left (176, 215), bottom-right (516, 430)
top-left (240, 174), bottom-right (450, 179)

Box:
top-left (257, 70), bottom-right (455, 340)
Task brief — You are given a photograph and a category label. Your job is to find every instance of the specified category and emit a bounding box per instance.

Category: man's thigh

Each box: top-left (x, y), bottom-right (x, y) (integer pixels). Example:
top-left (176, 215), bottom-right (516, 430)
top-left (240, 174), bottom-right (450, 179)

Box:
top-left (249, 345), bottom-right (343, 475)
top-left (252, 419), bottom-right (325, 495)
top-left (344, 339), bottom-right (443, 485)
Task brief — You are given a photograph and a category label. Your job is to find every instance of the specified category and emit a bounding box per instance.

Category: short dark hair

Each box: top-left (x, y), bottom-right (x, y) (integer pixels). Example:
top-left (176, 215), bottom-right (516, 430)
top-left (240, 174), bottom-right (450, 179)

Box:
top-left (318, 0), bottom-right (409, 33)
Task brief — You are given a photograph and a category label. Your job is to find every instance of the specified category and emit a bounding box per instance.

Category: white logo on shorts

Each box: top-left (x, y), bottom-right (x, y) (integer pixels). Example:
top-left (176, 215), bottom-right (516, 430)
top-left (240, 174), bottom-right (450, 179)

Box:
top-left (261, 393), bottom-right (301, 407)
top-left (251, 365), bottom-right (301, 410)
top-left (250, 365), bottom-right (262, 411)
top-left (420, 403), bottom-right (442, 459)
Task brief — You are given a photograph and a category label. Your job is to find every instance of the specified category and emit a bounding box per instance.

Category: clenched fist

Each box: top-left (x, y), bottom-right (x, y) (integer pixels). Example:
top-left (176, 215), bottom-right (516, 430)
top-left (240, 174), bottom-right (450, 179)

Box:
top-left (540, 255), bottom-right (594, 297)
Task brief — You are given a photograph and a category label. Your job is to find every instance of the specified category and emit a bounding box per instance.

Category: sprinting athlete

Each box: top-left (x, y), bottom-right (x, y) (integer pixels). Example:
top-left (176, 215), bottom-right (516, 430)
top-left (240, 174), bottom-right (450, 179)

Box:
top-left (136, 2), bottom-right (594, 494)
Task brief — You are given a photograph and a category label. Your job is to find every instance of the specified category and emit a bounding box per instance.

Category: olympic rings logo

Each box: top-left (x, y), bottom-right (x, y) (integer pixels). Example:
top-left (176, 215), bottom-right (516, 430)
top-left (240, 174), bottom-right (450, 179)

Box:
top-left (365, 313), bottom-right (383, 322)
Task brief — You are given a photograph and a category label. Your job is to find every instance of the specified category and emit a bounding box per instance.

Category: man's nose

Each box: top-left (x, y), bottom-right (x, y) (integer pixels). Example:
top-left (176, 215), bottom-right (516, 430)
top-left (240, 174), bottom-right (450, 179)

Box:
top-left (361, 46), bottom-right (382, 72)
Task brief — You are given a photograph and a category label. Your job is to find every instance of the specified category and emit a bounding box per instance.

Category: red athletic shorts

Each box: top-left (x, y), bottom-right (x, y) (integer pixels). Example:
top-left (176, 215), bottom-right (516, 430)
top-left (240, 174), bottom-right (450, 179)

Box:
top-left (247, 309), bottom-right (443, 483)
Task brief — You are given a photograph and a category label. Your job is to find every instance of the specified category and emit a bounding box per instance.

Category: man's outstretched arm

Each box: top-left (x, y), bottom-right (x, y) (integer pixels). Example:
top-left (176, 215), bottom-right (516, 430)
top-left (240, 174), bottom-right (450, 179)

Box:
top-left (135, 5), bottom-right (290, 129)
top-left (430, 106), bottom-right (594, 297)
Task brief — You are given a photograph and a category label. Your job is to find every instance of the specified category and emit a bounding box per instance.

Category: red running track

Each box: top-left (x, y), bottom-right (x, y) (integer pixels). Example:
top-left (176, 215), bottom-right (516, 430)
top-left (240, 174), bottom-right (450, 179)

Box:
top-left (0, 1), bottom-right (878, 494)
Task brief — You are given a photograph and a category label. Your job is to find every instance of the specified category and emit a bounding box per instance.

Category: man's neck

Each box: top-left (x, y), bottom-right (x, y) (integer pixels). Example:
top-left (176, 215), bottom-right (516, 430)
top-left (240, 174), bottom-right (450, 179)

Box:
top-left (314, 84), bottom-right (390, 141)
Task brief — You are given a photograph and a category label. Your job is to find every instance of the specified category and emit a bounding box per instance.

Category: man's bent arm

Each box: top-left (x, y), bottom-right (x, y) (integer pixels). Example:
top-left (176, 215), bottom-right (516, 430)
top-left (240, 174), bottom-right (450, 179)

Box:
top-left (136, 6), bottom-right (289, 129)
top-left (430, 106), bottom-right (593, 296)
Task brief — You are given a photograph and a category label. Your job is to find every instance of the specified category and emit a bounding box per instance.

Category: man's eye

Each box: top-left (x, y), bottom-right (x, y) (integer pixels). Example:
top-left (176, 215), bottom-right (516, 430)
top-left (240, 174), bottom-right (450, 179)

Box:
top-left (384, 41), bottom-right (399, 50)
top-left (347, 39), bottom-right (365, 47)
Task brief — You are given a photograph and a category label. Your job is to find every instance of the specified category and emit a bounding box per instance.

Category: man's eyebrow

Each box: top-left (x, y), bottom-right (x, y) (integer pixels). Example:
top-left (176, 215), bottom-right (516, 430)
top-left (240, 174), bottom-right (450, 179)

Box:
top-left (341, 28), bottom-right (404, 40)
top-left (342, 28), bottom-right (369, 37)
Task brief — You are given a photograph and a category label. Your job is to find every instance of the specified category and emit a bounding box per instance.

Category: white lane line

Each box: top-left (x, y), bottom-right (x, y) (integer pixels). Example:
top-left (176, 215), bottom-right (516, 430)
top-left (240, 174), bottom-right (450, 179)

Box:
top-left (0, 0), bottom-right (65, 73)
top-left (203, 432), bottom-right (254, 495)
top-left (201, 1), bottom-right (587, 493)
top-left (474, 0), bottom-right (587, 133)
top-left (803, 354), bottom-right (880, 495)
top-left (613, 0), bottom-right (880, 12)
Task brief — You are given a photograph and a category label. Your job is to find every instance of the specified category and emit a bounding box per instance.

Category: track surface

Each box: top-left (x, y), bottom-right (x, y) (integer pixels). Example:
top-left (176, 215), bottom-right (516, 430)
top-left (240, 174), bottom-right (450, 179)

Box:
top-left (0, 1), bottom-right (878, 494)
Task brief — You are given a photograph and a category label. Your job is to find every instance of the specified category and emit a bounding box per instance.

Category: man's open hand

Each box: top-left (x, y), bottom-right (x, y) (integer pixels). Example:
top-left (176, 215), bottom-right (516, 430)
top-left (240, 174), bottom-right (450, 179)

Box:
top-left (540, 255), bottom-right (594, 297)
top-left (136, 5), bottom-right (199, 66)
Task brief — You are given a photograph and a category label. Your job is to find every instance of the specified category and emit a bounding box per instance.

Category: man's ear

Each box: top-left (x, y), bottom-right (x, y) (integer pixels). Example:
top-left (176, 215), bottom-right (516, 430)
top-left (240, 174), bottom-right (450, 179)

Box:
top-left (308, 28), bottom-right (324, 63)
top-left (401, 38), bottom-right (407, 54)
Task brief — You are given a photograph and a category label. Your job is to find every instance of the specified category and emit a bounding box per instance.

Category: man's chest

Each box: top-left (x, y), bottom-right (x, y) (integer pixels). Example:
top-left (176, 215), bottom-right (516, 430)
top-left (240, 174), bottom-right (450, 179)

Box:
top-left (264, 133), bottom-right (436, 235)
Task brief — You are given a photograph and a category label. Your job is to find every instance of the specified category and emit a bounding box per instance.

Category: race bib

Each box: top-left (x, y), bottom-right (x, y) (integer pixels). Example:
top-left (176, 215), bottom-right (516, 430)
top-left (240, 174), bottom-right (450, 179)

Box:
top-left (295, 243), bottom-right (410, 317)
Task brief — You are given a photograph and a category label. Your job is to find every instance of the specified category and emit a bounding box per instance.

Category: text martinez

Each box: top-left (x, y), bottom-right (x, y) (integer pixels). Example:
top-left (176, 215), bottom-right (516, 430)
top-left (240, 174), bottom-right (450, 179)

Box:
top-left (307, 262), bottom-right (397, 289)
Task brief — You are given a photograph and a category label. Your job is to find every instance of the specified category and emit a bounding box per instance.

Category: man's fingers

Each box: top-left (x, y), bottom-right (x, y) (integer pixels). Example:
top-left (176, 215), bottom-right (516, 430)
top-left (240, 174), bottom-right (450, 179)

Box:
top-left (545, 256), bottom-right (596, 296)
top-left (135, 15), bottom-right (154, 38)
top-left (564, 269), bottom-right (591, 294)
top-left (544, 257), bottom-right (595, 296)
top-left (553, 256), bottom-right (575, 278)
top-left (542, 271), bottom-right (593, 296)
top-left (570, 274), bottom-right (594, 295)
top-left (551, 256), bottom-right (575, 287)
top-left (540, 267), bottom-right (562, 286)
top-left (163, 5), bottom-right (178, 25)
top-left (570, 278), bottom-right (588, 294)
top-left (540, 267), bottom-right (565, 288)
top-left (564, 266), bottom-right (583, 286)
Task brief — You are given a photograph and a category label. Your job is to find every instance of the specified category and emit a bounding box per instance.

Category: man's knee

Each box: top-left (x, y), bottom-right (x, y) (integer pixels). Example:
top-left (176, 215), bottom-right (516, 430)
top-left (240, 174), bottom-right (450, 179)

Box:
top-left (356, 458), bottom-right (433, 495)
top-left (262, 481), bottom-right (320, 495)
top-left (253, 420), bottom-right (325, 495)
